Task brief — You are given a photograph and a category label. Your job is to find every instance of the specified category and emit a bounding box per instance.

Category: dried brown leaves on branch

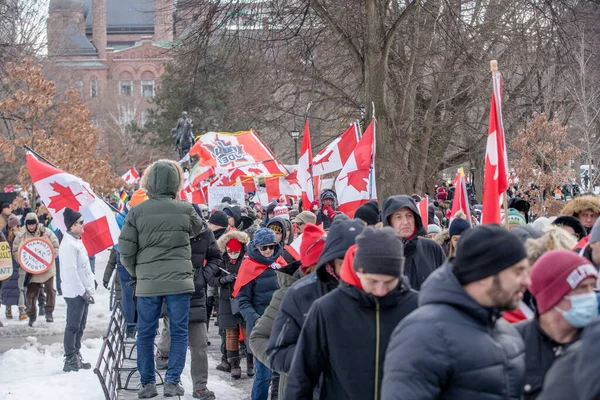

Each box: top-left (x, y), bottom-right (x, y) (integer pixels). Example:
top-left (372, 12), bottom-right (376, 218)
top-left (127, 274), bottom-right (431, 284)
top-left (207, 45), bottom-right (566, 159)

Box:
top-left (0, 59), bottom-right (122, 193)
top-left (510, 113), bottom-right (580, 215)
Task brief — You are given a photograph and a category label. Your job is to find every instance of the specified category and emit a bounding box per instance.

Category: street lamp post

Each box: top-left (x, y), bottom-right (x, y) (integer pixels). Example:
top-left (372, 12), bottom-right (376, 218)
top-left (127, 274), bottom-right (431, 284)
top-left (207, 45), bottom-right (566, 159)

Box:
top-left (289, 128), bottom-right (301, 164)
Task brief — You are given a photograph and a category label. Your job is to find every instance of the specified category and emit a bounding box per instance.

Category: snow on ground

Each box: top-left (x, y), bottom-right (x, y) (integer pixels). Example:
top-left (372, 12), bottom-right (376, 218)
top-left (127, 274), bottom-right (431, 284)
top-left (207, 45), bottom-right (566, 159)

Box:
top-left (0, 249), bottom-right (249, 399)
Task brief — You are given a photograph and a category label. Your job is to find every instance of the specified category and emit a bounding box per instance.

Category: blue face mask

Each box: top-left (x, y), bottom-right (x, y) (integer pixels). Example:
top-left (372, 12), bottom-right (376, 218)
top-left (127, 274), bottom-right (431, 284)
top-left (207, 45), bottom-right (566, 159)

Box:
top-left (555, 292), bottom-right (599, 328)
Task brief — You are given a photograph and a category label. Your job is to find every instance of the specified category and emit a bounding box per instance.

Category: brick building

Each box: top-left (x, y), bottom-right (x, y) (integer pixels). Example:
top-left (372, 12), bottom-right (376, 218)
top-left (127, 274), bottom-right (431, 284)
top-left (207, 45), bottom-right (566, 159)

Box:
top-left (47, 0), bottom-right (176, 165)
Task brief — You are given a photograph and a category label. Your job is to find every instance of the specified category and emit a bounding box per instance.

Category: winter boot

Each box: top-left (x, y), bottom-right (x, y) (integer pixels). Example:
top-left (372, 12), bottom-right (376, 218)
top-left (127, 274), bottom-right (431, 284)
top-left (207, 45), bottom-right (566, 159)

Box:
top-left (163, 382), bottom-right (185, 397)
top-left (229, 357), bottom-right (241, 380)
top-left (216, 356), bottom-right (231, 372)
top-left (63, 355), bottom-right (80, 372)
top-left (77, 352), bottom-right (91, 369)
top-left (137, 383), bottom-right (158, 399)
top-left (246, 354), bottom-right (255, 377)
top-left (5, 306), bottom-right (12, 319)
top-left (154, 352), bottom-right (168, 370)
top-left (193, 388), bottom-right (216, 399)
top-left (28, 314), bottom-right (36, 327)
top-left (45, 312), bottom-right (54, 323)
top-left (18, 307), bottom-right (27, 321)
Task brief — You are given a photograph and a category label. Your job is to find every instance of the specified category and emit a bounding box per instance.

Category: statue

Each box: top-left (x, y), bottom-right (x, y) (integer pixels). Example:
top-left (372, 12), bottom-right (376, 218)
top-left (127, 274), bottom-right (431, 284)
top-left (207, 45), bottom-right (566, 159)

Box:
top-left (172, 111), bottom-right (195, 160)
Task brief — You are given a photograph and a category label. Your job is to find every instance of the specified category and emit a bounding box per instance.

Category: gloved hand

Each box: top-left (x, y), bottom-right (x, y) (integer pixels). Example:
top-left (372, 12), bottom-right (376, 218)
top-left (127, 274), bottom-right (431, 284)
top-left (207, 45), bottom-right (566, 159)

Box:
top-left (207, 296), bottom-right (216, 308)
top-left (103, 281), bottom-right (109, 290)
top-left (219, 273), bottom-right (236, 285)
top-left (322, 205), bottom-right (336, 220)
top-left (82, 291), bottom-right (91, 304)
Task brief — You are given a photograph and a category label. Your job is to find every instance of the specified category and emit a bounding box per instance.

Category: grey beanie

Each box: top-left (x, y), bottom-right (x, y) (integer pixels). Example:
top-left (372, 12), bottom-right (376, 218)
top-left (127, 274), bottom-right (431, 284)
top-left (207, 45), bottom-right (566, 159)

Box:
top-left (354, 227), bottom-right (405, 277)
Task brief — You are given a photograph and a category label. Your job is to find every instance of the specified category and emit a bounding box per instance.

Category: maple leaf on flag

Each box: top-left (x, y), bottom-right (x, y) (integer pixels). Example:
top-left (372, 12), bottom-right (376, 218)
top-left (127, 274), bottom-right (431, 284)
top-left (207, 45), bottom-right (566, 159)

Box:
top-left (313, 149), bottom-right (333, 166)
top-left (345, 169), bottom-right (370, 192)
top-left (248, 167), bottom-right (263, 175)
top-left (47, 182), bottom-right (83, 212)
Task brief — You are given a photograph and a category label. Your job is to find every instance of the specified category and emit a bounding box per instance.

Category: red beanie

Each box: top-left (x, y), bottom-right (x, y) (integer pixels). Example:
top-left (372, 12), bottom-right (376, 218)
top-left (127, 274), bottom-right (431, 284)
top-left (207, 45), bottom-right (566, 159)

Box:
top-left (226, 238), bottom-right (243, 252)
top-left (300, 223), bottom-right (326, 268)
top-left (530, 250), bottom-right (598, 314)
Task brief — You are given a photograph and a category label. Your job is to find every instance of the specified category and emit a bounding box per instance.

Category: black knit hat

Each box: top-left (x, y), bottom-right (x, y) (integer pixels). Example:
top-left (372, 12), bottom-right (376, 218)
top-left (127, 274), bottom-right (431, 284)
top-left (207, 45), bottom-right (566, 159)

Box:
top-left (354, 201), bottom-right (380, 226)
top-left (63, 207), bottom-right (82, 231)
top-left (208, 210), bottom-right (229, 228)
top-left (1, 202), bottom-right (10, 211)
top-left (453, 224), bottom-right (527, 285)
top-left (449, 218), bottom-right (471, 237)
top-left (354, 227), bottom-right (405, 277)
top-left (552, 216), bottom-right (587, 241)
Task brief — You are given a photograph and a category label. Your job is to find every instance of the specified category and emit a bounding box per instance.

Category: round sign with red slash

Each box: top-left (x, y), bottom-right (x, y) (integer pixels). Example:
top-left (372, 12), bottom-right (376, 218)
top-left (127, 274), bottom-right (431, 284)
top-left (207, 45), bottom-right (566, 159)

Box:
top-left (18, 238), bottom-right (55, 275)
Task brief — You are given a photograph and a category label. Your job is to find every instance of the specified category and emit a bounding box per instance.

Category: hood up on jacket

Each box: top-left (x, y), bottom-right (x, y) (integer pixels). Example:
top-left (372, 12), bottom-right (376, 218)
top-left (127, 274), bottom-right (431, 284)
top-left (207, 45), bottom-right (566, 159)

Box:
top-left (419, 262), bottom-right (499, 326)
top-left (266, 216), bottom-right (290, 244)
top-left (382, 195), bottom-right (426, 237)
top-left (561, 195), bottom-right (600, 219)
top-left (141, 159), bottom-right (184, 199)
top-left (320, 189), bottom-right (338, 208)
top-left (315, 218), bottom-right (365, 282)
top-left (22, 212), bottom-right (43, 234)
top-left (217, 230), bottom-right (250, 253)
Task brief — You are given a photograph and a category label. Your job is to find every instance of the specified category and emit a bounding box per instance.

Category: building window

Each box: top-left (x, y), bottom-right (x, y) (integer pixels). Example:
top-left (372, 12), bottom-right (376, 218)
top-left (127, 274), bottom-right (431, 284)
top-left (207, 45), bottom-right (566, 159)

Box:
top-left (141, 71), bottom-right (156, 98)
top-left (75, 80), bottom-right (83, 97)
top-left (118, 71), bottom-right (134, 96)
top-left (141, 80), bottom-right (155, 98)
top-left (90, 78), bottom-right (98, 98)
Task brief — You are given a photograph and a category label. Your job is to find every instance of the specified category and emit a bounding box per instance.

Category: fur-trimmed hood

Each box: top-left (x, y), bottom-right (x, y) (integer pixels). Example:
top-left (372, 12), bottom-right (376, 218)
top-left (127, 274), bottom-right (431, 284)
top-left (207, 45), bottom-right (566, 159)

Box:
top-left (435, 229), bottom-right (450, 246)
top-left (140, 159), bottom-right (184, 199)
top-left (561, 195), bottom-right (600, 217)
top-left (217, 230), bottom-right (250, 253)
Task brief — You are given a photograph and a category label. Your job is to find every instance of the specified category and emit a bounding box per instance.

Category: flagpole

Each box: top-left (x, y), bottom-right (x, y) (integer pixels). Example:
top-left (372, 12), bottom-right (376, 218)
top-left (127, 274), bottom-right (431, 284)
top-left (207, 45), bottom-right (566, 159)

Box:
top-left (304, 103), bottom-right (316, 200)
top-left (23, 145), bottom-right (127, 218)
top-left (368, 102), bottom-right (376, 200)
top-left (490, 60), bottom-right (509, 229)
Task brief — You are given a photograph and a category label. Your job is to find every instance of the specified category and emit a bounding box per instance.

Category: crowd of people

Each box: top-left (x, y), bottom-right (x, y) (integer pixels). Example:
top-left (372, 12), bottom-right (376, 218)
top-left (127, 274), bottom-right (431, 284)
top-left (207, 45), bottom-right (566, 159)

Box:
top-left (3, 159), bottom-right (600, 400)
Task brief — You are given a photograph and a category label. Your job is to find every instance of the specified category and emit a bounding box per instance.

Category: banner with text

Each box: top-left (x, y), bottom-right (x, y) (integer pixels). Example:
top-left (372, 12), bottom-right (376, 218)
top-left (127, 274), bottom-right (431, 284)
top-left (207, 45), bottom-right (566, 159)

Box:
top-left (208, 185), bottom-right (245, 210)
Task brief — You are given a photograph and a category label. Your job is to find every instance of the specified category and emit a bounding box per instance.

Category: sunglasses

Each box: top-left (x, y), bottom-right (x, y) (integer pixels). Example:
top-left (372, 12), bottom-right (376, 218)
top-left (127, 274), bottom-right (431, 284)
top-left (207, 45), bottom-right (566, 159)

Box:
top-left (258, 244), bottom-right (277, 251)
top-left (25, 220), bottom-right (37, 225)
top-left (75, 220), bottom-right (84, 225)
top-left (268, 225), bottom-right (283, 233)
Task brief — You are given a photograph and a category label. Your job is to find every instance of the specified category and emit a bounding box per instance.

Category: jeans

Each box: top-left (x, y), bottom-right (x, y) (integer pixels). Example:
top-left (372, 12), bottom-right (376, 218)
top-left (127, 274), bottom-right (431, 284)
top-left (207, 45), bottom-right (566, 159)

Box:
top-left (116, 254), bottom-right (136, 334)
top-left (158, 318), bottom-right (210, 391)
top-left (64, 296), bottom-right (89, 357)
top-left (251, 358), bottom-right (272, 400)
top-left (137, 294), bottom-right (190, 385)
top-left (55, 257), bottom-right (62, 295)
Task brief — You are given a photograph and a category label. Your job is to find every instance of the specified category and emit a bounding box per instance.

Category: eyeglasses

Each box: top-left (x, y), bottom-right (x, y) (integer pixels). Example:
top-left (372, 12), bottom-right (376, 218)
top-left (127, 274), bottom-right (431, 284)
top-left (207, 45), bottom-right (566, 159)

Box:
top-left (258, 244), bottom-right (277, 251)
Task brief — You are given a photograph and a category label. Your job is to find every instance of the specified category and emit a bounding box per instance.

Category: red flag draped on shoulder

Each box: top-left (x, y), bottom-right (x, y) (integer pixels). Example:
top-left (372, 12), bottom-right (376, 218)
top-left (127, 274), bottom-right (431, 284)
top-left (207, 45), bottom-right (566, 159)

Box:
top-left (26, 152), bottom-right (120, 256)
top-left (297, 119), bottom-right (315, 207)
top-left (335, 121), bottom-right (377, 218)
top-left (482, 61), bottom-right (509, 225)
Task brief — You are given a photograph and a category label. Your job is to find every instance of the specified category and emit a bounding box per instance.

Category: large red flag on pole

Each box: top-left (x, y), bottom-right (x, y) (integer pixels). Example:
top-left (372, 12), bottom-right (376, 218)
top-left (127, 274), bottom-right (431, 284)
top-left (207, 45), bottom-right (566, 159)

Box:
top-left (297, 119), bottom-right (315, 207)
top-left (482, 60), bottom-right (509, 225)
top-left (450, 168), bottom-right (472, 224)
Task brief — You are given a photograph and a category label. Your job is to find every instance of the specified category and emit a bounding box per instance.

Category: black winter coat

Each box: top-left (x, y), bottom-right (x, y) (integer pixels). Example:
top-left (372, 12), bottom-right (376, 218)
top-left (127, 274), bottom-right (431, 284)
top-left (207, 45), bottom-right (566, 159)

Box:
top-left (515, 319), bottom-right (580, 400)
top-left (267, 218), bottom-right (366, 375)
top-left (283, 279), bottom-right (418, 400)
top-left (189, 222), bottom-right (223, 323)
top-left (382, 195), bottom-right (445, 290)
top-left (381, 263), bottom-right (526, 400)
top-left (205, 230), bottom-right (250, 329)
top-left (538, 317), bottom-right (600, 400)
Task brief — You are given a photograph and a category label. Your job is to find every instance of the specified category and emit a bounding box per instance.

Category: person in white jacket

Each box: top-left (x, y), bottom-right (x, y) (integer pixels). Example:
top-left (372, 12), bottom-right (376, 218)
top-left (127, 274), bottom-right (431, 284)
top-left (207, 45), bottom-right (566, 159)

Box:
top-left (59, 208), bottom-right (95, 372)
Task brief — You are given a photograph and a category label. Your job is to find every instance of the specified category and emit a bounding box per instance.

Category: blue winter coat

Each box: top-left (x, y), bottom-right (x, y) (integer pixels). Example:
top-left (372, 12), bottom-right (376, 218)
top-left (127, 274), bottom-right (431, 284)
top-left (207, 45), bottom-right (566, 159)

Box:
top-left (381, 263), bottom-right (526, 400)
top-left (236, 246), bottom-right (279, 355)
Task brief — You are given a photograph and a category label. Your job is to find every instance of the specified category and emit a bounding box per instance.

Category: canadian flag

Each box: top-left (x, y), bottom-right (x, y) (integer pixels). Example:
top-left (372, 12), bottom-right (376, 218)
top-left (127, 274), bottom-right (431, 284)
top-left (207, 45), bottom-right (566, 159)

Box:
top-left (181, 171), bottom-right (208, 204)
top-left (335, 121), bottom-right (376, 218)
top-left (312, 123), bottom-right (359, 176)
top-left (26, 152), bottom-right (120, 256)
top-left (297, 119), bottom-right (315, 206)
top-left (481, 71), bottom-right (509, 225)
top-left (121, 167), bottom-right (139, 184)
top-left (450, 168), bottom-right (472, 224)
top-left (417, 196), bottom-right (429, 231)
top-left (265, 175), bottom-right (301, 204)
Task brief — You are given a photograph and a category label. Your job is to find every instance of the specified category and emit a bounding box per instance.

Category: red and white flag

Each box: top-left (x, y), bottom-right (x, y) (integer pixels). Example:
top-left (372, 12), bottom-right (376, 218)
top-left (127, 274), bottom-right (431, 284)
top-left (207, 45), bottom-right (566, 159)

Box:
top-left (297, 119), bottom-right (315, 207)
top-left (312, 123), bottom-right (359, 176)
top-left (265, 175), bottom-right (301, 204)
top-left (121, 167), bottom-right (139, 184)
top-left (481, 70), bottom-right (509, 225)
top-left (450, 168), bottom-right (472, 223)
top-left (26, 152), bottom-right (120, 256)
top-left (418, 196), bottom-right (429, 231)
top-left (335, 121), bottom-right (376, 218)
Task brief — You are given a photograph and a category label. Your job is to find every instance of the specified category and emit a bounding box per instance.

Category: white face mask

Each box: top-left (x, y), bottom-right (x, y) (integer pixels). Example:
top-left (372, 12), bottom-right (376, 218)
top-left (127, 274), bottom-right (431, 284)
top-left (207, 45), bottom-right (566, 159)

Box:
top-left (228, 252), bottom-right (241, 260)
